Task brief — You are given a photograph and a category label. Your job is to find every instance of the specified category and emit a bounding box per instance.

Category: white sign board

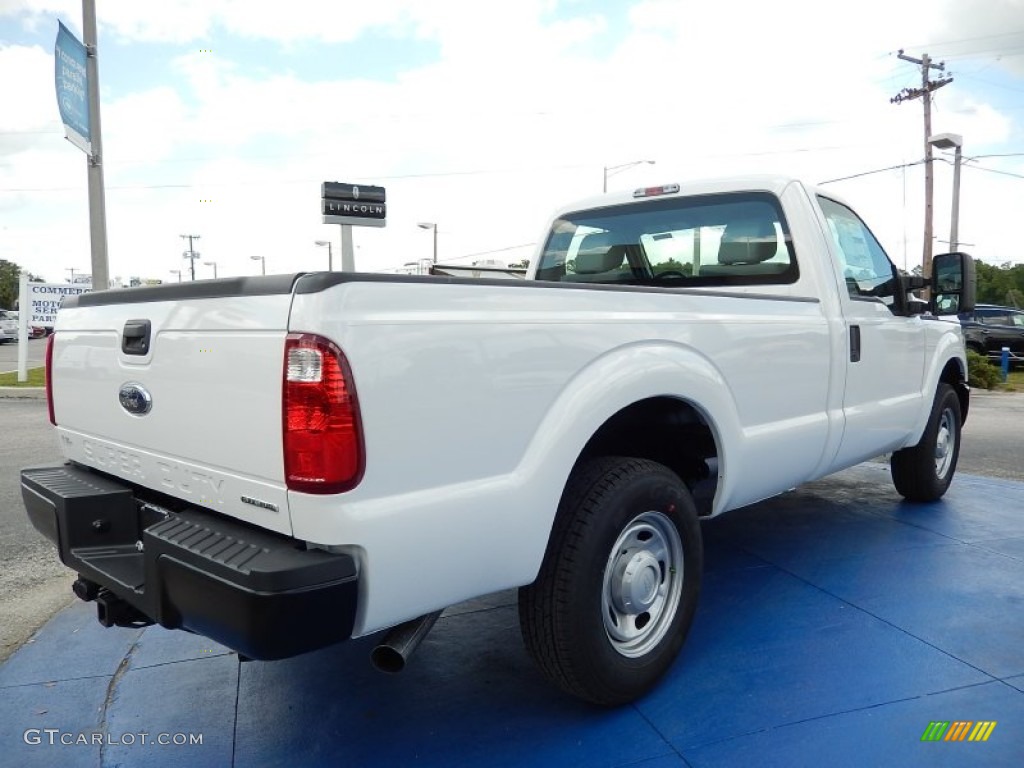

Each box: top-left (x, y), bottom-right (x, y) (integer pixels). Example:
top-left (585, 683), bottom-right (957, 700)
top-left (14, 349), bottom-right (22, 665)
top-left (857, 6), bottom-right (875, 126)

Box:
top-left (29, 282), bottom-right (91, 326)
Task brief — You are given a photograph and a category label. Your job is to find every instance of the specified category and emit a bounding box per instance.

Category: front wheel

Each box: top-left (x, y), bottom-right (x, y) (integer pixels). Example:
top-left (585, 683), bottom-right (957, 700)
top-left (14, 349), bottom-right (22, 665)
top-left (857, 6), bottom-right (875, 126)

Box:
top-left (891, 383), bottom-right (962, 501)
top-left (518, 457), bottom-right (702, 706)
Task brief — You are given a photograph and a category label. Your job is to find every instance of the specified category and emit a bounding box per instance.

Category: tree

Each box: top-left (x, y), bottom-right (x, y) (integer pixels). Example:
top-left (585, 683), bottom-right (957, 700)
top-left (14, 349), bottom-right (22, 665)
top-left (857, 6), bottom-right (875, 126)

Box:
top-left (974, 260), bottom-right (1024, 307)
top-left (0, 260), bottom-right (43, 309)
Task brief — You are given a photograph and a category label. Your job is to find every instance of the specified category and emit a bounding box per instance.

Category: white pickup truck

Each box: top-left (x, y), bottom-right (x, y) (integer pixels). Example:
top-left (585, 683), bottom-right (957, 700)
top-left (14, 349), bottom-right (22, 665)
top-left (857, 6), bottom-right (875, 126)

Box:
top-left (23, 176), bottom-right (975, 705)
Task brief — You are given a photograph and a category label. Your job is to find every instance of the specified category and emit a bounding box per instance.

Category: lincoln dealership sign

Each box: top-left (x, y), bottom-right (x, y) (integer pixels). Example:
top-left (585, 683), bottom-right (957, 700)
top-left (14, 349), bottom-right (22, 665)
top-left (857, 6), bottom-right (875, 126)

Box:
top-left (321, 182), bottom-right (386, 227)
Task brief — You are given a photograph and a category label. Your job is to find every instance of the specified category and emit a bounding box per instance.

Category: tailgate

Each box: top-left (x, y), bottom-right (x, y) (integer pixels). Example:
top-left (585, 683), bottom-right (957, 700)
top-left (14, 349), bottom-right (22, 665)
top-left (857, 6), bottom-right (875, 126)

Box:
top-left (51, 276), bottom-right (300, 534)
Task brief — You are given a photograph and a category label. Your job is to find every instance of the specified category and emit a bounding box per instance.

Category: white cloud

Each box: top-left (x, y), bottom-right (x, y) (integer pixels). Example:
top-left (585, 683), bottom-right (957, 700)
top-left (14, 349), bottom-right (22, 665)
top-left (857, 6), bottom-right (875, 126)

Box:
top-left (1, 0), bottom-right (1022, 283)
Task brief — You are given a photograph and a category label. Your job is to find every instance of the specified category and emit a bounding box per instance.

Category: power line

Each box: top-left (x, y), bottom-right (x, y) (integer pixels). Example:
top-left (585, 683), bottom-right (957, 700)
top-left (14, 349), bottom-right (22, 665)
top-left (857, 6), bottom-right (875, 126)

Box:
top-left (954, 71), bottom-right (1024, 95)
top-left (935, 46), bottom-right (1024, 62)
top-left (959, 162), bottom-right (1024, 181)
top-left (818, 153), bottom-right (1024, 186)
top-left (972, 153), bottom-right (1024, 159)
top-left (445, 242), bottom-right (537, 262)
top-left (900, 31), bottom-right (1024, 50)
top-left (0, 162), bottom-right (597, 193)
top-left (818, 160), bottom-right (926, 185)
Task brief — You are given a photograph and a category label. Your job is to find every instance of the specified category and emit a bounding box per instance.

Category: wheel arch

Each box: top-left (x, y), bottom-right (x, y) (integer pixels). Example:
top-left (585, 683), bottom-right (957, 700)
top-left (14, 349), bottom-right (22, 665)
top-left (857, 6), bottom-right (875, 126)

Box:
top-left (575, 396), bottom-right (721, 517)
top-left (910, 326), bottom-right (969, 443)
top-left (939, 354), bottom-right (969, 425)
top-left (516, 342), bottom-right (738, 584)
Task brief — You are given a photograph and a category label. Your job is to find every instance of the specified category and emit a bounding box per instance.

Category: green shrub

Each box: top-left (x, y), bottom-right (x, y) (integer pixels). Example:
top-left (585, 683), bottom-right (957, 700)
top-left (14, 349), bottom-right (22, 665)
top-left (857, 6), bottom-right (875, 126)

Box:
top-left (966, 349), bottom-right (1003, 390)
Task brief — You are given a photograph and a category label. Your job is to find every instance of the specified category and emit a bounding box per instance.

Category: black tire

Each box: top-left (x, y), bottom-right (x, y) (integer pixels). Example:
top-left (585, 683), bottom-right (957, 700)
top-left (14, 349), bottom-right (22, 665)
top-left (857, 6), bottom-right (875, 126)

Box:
top-left (891, 383), bottom-right (962, 502)
top-left (518, 456), bottom-right (702, 706)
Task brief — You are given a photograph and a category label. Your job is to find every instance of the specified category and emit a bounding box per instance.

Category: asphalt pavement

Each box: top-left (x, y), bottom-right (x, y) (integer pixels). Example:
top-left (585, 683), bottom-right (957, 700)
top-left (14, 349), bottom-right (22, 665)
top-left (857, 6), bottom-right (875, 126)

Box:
top-left (0, 336), bottom-right (46, 375)
top-left (0, 400), bottom-right (69, 660)
top-left (957, 391), bottom-right (1024, 481)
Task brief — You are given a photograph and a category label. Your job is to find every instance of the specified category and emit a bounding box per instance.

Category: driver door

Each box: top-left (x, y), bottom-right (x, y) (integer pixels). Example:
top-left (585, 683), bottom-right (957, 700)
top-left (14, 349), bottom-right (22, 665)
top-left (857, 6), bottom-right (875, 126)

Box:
top-left (817, 196), bottom-right (926, 467)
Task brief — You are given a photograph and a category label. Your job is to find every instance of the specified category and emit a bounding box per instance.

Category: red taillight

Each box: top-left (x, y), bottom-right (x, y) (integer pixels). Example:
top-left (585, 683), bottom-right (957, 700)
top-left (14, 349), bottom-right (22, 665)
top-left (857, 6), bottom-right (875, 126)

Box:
top-left (283, 333), bottom-right (364, 494)
top-left (45, 333), bottom-right (56, 425)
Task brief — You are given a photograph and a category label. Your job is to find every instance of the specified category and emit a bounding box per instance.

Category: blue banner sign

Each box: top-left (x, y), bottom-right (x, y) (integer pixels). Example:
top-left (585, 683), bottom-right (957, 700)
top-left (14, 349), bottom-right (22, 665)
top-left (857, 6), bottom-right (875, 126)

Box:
top-left (54, 21), bottom-right (91, 154)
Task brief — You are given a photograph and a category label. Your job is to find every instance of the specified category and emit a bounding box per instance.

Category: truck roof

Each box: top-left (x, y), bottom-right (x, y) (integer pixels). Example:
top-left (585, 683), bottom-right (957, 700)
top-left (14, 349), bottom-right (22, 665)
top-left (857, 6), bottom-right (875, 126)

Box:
top-left (551, 175), bottom-right (840, 219)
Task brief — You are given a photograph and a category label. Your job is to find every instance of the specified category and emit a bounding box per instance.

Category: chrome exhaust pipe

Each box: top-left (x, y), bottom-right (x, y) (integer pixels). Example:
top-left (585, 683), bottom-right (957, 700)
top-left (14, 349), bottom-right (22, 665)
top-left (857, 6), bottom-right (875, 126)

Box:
top-left (370, 610), bottom-right (443, 673)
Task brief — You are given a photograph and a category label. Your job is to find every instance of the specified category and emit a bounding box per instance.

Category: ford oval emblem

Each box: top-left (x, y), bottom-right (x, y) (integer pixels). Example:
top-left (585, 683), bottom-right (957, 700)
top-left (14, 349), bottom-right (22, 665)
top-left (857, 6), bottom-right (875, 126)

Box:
top-left (119, 383), bottom-right (152, 415)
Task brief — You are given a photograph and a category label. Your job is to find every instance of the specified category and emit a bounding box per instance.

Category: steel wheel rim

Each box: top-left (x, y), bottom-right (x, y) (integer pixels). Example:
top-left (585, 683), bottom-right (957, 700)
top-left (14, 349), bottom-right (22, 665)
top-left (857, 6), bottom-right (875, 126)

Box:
top-left (934, 406), bottom-right (957, 480)
top-left (602, 510), bottom-right (684, 658)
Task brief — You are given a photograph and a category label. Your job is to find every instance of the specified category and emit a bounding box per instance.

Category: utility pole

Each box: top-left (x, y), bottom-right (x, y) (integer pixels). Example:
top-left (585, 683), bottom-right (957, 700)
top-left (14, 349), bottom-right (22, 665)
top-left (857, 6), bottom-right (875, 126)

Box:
top-left (891, 50), bottom-right (952, 281)
top-left (83, 0), bottom-right (109, 291)
top-left (180, 233), bottom-right (201, 281)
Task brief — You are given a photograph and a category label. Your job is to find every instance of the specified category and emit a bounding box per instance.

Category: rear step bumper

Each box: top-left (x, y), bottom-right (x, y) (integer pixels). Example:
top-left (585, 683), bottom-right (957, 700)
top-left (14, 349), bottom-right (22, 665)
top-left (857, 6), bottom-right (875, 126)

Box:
top-left (21, 464), bottom-right (359, 660)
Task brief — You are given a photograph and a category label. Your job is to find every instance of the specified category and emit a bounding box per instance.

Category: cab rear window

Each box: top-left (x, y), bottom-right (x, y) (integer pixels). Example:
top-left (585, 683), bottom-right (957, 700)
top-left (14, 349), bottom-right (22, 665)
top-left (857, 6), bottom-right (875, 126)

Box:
top-left (534, 192), bottom-right (798, 287)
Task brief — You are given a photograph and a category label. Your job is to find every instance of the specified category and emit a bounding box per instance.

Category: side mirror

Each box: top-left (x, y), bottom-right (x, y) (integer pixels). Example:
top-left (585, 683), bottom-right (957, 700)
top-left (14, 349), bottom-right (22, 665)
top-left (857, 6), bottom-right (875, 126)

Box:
top-left (930, 252), bottom-right (976, 316)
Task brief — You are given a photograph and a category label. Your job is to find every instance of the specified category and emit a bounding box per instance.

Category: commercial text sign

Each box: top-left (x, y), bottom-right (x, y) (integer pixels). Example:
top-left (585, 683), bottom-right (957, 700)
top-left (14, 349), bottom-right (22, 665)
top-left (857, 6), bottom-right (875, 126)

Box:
top-left (30, 282), bottom-right (91, 327)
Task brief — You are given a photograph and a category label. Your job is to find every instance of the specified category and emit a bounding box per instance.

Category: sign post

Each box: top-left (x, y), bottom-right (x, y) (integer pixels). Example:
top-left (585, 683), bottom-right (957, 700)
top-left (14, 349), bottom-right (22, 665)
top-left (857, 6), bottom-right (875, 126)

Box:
top-left (17, 274), bottom-right (28, 383)
top-left (54, 3), bottom-right (109, 291)
top-left (321, 182), bottom-right (387, 273)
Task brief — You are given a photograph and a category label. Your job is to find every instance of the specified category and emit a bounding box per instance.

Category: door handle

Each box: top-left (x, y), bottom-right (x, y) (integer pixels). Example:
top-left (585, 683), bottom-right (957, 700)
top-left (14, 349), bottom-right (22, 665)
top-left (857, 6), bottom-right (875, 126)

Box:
top-left (850, 325), bottom-right (861, 363)
top-left (122, 319), bottom-right (151, 356)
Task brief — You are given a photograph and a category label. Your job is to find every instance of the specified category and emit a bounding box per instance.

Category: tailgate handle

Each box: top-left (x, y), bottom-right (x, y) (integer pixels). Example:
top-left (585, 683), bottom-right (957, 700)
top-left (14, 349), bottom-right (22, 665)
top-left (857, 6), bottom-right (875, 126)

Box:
top-left (122, 319), bottom-right (151, 356)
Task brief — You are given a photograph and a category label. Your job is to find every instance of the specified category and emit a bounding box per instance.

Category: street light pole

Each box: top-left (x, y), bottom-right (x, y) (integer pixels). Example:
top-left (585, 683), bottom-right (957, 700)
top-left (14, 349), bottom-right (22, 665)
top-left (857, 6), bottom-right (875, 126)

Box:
top-left (418, 222), bottom-right (438, 264)
top-left (250, 255), bottom-right (266, 275)
top-left (314, 240), bottom-right (333, 271)
top-left (603, 160), bottom-right (655, 192)
top-left (950, 143), bottom-right (962, 252)
top-left (180, 233), bottom-right (200, 280)
top-left (203, 260), bottom-right (218, 279)
top-left (83, 0), bottom-right (110, 292)
top-left (169, 269), bottom-right (181, 283)
top-left (928, 133), bottom-right (963, 253)
top-left (66, 267), bottom-right (77, 283)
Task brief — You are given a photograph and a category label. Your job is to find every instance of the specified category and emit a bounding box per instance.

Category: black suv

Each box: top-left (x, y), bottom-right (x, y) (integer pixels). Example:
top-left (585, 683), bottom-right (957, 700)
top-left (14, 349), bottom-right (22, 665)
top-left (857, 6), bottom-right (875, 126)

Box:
top-left (959, 304), bottom-right (1024, 366)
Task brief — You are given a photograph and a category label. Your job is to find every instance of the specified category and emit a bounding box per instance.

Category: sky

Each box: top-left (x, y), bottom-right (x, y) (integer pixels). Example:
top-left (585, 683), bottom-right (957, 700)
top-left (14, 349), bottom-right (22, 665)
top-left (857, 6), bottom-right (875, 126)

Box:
top-left (1, 0), bottom-right (1023, 285)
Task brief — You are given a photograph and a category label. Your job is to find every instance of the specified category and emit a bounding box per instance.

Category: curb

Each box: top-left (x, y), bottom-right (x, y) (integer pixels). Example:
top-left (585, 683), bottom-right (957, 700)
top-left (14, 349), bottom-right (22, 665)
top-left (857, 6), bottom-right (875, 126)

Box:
top-left (0, 386), bottom-right (45, 399)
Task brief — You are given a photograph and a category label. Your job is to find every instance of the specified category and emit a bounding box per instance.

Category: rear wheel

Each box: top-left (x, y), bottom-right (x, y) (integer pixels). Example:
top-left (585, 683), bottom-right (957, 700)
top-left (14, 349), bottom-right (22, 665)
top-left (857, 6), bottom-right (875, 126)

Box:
top-left (519, 457), bottom-right (702, 706)
top-left (891, 383), bottom-right (962, 501)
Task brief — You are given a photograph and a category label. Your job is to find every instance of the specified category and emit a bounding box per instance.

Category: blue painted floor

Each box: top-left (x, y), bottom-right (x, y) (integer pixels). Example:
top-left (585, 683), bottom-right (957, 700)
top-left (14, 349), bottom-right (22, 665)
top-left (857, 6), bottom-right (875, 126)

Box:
top-left (3, 464), bottom-right (1023, 767)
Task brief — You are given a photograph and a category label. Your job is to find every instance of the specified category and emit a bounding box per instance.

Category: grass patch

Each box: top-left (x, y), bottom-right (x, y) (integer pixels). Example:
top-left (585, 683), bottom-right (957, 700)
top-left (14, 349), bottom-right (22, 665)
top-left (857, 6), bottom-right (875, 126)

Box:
top-left (999, 369), bottom-right (1023, 392)
top-left (0, 366), bottom-right (45, 387)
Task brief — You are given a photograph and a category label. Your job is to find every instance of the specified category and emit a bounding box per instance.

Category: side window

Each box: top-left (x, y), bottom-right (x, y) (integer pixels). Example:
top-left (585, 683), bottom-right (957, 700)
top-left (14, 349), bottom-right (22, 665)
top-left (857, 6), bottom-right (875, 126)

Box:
top-left (817, 196), bottom-right (899, 306)
top-left (1012, 313), bottom-right (1024, 328)
top-left (979, 310), bottom-right (1010, 325)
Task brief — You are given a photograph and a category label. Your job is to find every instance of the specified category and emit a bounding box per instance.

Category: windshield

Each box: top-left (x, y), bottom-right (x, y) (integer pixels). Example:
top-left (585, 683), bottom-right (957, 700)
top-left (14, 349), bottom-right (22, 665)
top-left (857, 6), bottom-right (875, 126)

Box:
top-left (535, 192), bottom-right (797, 288)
